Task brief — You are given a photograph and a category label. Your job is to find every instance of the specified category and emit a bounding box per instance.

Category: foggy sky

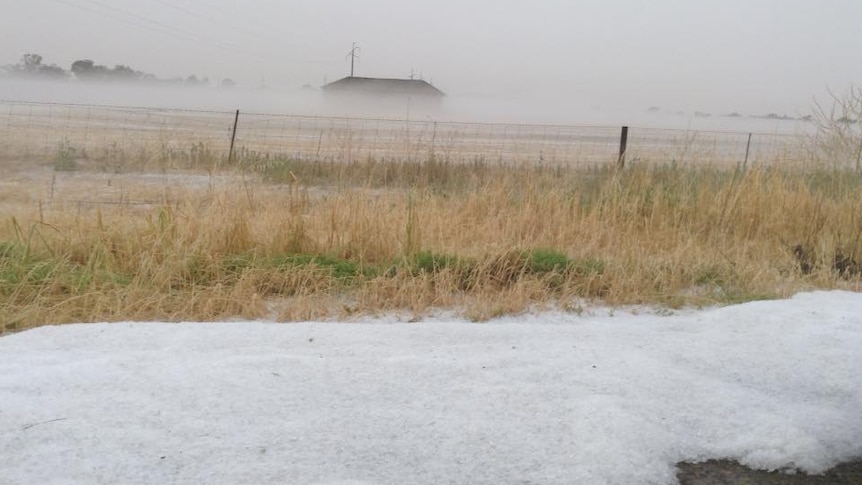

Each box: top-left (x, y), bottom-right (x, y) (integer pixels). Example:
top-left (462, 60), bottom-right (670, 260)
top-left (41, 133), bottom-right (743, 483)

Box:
top-left (2, 0), bottom-right (860, 115)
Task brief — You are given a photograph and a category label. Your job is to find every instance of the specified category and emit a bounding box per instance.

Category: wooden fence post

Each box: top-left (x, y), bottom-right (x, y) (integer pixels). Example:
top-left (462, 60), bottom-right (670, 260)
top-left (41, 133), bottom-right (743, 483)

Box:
top-left (228, 109), bottom-right (239, 164)
top-left (617, 126), bottom-right (629, 169)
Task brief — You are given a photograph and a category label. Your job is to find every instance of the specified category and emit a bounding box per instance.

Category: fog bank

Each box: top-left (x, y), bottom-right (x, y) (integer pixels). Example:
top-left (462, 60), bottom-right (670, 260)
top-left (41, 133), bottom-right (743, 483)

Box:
top-left (0, 79), bottom-right (810, 134)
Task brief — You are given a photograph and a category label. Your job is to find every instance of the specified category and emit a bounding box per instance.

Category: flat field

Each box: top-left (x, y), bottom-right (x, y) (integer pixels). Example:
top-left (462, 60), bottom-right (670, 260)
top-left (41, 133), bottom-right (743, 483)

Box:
top-left (0, 101), bottom-right (805, 167)
top-left (2, 133), bottom-right (862, 333)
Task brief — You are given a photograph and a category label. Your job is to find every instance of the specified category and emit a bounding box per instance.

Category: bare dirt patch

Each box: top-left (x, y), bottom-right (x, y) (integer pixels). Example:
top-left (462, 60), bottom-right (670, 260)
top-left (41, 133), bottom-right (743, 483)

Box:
top-left (677, 459), bottom-right (862, 485)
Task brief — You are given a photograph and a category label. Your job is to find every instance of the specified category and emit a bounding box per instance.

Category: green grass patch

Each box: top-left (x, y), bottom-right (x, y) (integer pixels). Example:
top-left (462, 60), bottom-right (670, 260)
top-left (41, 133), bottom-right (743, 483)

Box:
top-left (410, 251), bottom-right (472, 274)
top-left (521, 249), bottom-right (571, 274)
top-left (271, 253), bottom-right (368, 279)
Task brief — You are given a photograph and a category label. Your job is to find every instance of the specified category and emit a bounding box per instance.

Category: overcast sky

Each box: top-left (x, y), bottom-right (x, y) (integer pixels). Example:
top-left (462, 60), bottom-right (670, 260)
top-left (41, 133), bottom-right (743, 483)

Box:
top-left (1, 0), bottom-right (860, 115)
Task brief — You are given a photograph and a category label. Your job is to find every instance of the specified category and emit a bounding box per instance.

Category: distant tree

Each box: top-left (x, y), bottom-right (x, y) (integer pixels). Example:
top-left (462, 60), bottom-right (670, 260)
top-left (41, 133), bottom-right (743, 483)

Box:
top-left (71, 59), bottom-right (94, 74)
top-left (36, 63), bottom-right (67, 79)
top-left (72, 60), bottom-right (148, 82)
top-left (109, 64), bottom-right (142, 82)
top-left (71, 59), bottom-right (106, 80)
top-left (220, 78), bottom-right (237, 89)
top-left (21, 53), bottom-right (43, 73)
top-left (3, 53), bottom-right (221, 87)
top-left (3, 53), bottom-right (69, 79)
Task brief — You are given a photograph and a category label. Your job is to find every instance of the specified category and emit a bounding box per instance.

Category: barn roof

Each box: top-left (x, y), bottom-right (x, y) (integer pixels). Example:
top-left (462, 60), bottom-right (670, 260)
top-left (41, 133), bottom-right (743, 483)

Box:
top-left (321, 76), bottom-right (445, 97)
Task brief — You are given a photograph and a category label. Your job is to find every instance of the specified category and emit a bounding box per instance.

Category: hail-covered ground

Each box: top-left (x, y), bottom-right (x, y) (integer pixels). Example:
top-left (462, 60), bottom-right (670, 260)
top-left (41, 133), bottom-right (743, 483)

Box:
top-left (2, 291), bottom-right (861, 485)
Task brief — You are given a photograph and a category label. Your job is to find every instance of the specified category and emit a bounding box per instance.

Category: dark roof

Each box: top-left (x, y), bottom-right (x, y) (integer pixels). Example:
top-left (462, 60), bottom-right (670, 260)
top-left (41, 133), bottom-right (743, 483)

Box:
top-left (321, 76), bottom-right (445, 97)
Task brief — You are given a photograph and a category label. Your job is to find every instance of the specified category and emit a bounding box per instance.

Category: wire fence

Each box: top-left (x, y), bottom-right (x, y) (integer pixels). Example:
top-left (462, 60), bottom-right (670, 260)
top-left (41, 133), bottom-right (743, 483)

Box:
top-left (0, 100), bottom-right (808, 169)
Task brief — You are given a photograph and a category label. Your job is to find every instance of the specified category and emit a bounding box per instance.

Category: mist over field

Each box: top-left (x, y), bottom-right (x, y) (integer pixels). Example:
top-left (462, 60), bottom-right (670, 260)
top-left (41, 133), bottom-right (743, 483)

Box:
top-left (0, 77), bottom-right (810, 134)
top-left (1, 0), bottom-right (859, 134)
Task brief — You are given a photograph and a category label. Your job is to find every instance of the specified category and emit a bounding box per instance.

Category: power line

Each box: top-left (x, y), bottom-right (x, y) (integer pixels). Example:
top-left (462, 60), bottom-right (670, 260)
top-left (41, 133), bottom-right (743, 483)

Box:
top-left (140, 0), bottom-right (337, 66)
top-left (48, 0), bottom-right (233, 50)
top-left (81, 0), bottom-right (235, 49)
top-left (49, 0), bottom-right (333, 67)
top-left (41, 0), bottom-right (344, 86)
top-left (189, 1), bottom-right (290, 35)
top-left (143, 0), bottom-right (281, 44)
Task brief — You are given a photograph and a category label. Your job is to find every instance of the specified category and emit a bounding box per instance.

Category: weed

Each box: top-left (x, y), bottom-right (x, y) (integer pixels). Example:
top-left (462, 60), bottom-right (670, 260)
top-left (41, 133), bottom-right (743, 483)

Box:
top-left (54, 138), bottom-right (78, 171)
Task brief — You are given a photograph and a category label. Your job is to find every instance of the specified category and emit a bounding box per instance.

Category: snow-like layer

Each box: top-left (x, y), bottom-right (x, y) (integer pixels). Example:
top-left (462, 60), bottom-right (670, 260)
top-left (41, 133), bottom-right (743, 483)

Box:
top-left (1, 291), bottom-right (861, 485)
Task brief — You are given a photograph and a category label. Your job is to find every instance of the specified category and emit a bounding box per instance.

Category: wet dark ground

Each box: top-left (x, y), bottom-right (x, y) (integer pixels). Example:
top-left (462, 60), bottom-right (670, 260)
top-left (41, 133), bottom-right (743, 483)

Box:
top-left (677, 459), bottom-right (862, 485)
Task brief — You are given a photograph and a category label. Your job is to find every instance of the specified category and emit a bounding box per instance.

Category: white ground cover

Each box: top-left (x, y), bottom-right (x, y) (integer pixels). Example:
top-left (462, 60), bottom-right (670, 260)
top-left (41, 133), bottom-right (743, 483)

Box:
top-left (1, 291), bottom-right (861, 485)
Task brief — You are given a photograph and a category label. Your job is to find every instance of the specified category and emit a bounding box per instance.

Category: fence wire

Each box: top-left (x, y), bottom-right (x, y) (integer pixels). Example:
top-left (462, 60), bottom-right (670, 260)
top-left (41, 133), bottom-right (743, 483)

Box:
top-left (0, 101), bottom-right (807, 168)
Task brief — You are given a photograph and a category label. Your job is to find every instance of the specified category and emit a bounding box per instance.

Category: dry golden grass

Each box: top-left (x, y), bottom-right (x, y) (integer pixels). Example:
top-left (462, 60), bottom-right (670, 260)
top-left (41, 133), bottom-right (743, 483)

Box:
top-left (3, 152), bottom-right (862, 332)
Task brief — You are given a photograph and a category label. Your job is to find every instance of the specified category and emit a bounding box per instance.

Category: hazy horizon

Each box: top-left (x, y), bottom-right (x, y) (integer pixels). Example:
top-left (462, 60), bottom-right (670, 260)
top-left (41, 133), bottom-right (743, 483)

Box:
top-left (2, 0), bottom-right (860, 123)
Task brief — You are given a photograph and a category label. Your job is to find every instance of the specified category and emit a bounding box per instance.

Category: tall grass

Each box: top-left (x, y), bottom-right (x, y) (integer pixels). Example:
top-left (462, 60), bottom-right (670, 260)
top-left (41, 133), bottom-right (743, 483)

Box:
top-left (3, 150), bottom-right (862, 332)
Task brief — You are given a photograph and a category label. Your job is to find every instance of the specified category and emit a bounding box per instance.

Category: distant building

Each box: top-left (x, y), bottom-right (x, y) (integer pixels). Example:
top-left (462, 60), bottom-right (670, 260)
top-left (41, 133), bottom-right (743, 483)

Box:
top-left (321, 76), bottom-right (445, 98)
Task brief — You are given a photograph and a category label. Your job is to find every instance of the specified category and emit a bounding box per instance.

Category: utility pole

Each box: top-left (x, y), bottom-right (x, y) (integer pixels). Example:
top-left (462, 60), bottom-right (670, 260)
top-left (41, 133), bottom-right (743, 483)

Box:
top-left (346, 42), bottom-right (360, 77)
